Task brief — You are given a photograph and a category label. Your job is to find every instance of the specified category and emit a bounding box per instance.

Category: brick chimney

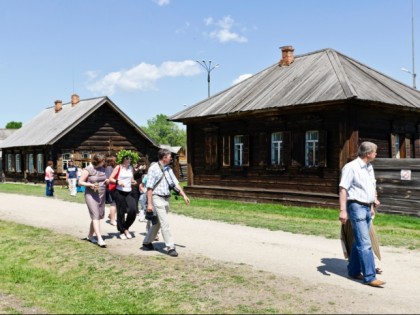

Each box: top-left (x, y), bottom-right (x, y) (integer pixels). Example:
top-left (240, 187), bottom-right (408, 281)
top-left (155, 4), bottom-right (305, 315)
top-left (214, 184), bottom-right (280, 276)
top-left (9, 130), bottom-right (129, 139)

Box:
top-left (54, 100), bottom-right (63, 113)
top-left (71, 94), bottom-right (80, 107)
top-left (279, 45), bottom-right (295, 67)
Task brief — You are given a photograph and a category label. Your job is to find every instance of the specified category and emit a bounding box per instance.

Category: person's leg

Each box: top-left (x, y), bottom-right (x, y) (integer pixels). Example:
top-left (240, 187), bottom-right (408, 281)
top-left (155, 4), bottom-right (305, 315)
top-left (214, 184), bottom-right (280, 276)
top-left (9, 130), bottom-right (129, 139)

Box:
top-left (347, 202), bottom-right (376, 283)
top-left (153, 196), bottom-right (174, 249)
top-left (114, 190), bottom-right (127, 233)
top-left (70, 178), bottom-right (77, 196)
top-left (92, 219), bottom-right (105, 244)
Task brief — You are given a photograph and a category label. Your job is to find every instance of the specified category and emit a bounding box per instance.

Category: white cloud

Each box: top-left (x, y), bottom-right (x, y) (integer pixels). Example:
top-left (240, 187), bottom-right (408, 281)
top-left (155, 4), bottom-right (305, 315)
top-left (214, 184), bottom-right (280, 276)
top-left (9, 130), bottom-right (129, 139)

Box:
top-left (153, 0), bottom-right (170, 6)
top-left (206, 15), bottom-right (248, 43)
top-left (86, 60), bottom-right (201, 95)
top-left (232, 74), bottom-right (253, 85)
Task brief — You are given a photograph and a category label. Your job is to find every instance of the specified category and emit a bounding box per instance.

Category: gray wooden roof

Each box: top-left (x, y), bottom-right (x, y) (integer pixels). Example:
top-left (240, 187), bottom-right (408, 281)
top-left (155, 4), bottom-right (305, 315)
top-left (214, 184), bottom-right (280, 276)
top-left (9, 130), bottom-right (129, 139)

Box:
top-left (0, 96), bottom-right (158, 149)
top-left (170, 48), bottom-right (420, 122)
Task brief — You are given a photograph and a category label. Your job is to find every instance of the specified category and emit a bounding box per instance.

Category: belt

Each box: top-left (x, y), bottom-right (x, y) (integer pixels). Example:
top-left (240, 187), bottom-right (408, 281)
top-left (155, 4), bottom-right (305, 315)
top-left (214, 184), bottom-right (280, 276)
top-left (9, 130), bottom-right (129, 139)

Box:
top-left (155, 194), bottom-right (170, 198)
top-left (348, 200), bottom-right (372, 207)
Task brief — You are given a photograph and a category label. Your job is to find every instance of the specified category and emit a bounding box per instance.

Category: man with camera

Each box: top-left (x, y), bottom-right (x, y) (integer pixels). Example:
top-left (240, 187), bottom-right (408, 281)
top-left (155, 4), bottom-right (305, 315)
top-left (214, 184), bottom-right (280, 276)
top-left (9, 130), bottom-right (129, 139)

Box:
top-left (142, 148), bottom-right (190, 257)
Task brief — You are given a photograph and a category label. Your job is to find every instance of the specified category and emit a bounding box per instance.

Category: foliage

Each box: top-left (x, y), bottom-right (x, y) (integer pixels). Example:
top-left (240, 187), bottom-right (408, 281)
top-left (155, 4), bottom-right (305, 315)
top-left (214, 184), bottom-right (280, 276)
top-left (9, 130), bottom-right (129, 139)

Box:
top-left (115, 150), bottom-right (139, 165)
top-left (142, 114), bottom-right (186, 147)
top-left (5, 121), bottom-right (22, 129)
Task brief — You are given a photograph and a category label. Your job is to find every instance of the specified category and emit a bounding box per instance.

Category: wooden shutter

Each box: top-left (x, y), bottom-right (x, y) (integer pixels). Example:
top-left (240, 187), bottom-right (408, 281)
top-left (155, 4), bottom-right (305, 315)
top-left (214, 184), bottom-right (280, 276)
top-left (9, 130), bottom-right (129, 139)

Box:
top-left (205, 129), bottom-right (219, 170)
top-left (415, 125), bottom-right (420, 157)
top-left (223, 135), bottom-right (231, 167)
top-left (292, 132), bottom-right (304, 167)
top-left (242, 135), bottom-right (250, 166)
top-left (258, 132), bottom-right (267, 167)
top-left (404, 134), bottom-right (411, 158)
top-left (318, 130), bottom-right (327, 167)
top-left (390, 133), bottom-right (397, 158)
top-left (282, 131), bottom-right (291, 166)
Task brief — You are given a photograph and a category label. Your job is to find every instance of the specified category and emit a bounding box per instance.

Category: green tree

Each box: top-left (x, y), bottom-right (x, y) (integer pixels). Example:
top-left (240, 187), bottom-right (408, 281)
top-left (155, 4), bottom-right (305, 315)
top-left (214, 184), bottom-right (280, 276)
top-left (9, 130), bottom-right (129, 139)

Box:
top-left (142, 114), bottom-right (186, 147)
top-left (5, 121), bottom-right (22, 129)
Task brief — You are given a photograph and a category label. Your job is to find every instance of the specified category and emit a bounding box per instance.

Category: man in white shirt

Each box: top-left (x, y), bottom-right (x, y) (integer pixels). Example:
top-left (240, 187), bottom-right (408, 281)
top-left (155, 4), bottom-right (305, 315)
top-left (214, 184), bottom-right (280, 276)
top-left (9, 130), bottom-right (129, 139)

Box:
top-left (339, 141), bottom-right (385, 287)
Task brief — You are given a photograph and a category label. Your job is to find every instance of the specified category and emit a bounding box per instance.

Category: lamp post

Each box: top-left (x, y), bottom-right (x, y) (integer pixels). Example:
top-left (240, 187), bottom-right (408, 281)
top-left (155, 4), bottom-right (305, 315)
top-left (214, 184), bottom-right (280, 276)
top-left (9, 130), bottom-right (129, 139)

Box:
top-left (402, 0), bottom-right (417, 89)
top-left (196, 60), bottom-right (219, 98)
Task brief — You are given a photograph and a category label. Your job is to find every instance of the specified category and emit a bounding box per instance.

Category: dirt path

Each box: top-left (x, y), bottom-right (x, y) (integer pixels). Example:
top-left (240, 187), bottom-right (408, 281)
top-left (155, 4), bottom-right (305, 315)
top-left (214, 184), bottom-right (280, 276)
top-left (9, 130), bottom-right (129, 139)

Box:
top-left (1, 193), bottom-right (419, 314)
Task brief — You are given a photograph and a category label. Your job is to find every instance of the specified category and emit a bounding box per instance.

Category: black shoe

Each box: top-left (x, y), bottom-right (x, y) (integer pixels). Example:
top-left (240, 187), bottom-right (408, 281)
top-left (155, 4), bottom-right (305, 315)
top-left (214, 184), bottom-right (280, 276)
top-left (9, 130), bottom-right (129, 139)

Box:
top-left (142, 243), bottom-right (154, 250)
top-left (167, 249), bottom-right (178, 257)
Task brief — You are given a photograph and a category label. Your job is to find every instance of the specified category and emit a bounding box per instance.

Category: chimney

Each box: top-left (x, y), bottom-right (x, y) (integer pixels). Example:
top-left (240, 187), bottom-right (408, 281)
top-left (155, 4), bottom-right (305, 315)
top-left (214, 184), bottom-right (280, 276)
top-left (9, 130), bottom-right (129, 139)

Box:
top-left (71, 94), bottom-right (80, 107)
top-left (54, 100), bottom-right (63, 113)
top-left (279, 45), bottom-right (295, 67)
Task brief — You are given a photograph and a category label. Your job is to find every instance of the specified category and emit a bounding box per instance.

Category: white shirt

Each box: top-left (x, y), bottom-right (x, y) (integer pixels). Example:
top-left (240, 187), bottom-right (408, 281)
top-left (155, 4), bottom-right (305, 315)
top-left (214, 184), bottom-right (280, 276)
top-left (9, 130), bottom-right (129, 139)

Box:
top-left (116, 165), bottom-right (133, 192)
top-left (339, 157), bottom-right (376, 204)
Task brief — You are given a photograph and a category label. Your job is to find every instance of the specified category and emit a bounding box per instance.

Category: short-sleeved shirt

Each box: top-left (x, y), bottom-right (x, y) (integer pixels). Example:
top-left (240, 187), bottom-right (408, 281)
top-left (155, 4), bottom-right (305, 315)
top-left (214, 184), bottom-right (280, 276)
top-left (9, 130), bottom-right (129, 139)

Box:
top-left (66, 165), bottom-right (78, 179)
top-left (339, 157), bottom-right (376, 204)
top-left (146, 162), bottom-right (179, 196)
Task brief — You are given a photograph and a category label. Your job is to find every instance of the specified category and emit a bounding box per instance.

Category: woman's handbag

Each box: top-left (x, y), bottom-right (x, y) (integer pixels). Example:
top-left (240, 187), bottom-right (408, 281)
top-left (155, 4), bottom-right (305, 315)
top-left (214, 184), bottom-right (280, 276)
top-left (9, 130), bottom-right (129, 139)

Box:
top-left (108, 166), bottom-right (120, 191)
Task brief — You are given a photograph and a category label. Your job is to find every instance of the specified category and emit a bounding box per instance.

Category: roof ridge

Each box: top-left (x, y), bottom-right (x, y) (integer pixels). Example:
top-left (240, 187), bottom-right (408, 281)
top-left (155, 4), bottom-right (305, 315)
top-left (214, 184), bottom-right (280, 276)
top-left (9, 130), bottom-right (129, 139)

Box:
top-left (325, 49), bottom-right (358, 99)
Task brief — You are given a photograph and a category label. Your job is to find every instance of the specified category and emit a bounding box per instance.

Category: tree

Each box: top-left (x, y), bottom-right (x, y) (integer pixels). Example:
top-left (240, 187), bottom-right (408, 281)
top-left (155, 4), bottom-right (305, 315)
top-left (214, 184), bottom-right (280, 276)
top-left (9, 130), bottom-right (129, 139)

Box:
top-left (142, 114), bottom-right (186, 147)
top-left (5, 121), bottom-right (22, 129)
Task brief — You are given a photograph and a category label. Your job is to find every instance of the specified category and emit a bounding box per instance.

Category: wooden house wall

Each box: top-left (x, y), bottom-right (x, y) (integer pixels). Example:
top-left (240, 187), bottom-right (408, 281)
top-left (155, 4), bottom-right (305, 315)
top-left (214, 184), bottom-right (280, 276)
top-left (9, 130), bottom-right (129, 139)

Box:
top-left (2, 104), bottom-right (159, 184)
top-left (184, 103), bottom-right (420, 216)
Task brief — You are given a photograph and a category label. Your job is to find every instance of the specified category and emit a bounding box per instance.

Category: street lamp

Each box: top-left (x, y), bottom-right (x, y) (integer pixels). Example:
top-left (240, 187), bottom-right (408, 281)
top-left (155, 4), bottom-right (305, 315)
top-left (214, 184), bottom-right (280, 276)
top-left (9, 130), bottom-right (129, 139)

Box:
top-left (196, 60), bottom-right (220, 98)
top-left (401, 67), bottom-right (417, 89)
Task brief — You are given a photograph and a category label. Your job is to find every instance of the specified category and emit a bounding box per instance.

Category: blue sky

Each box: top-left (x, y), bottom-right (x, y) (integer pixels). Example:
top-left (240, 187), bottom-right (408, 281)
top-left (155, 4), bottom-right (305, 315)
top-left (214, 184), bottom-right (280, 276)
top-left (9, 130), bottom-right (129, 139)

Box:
top-left (0, 0), bottom-right (418, 129)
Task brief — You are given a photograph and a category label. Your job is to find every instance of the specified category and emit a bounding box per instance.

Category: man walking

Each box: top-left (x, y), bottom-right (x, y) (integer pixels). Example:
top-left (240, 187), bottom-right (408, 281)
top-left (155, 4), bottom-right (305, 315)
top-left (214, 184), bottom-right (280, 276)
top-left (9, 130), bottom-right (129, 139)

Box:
top-left (66, 160), bottom-right (78, 197)
top-left (142, 148), bottom-right (190, 257)
top-left (339, 141), bottom-right (385, 287)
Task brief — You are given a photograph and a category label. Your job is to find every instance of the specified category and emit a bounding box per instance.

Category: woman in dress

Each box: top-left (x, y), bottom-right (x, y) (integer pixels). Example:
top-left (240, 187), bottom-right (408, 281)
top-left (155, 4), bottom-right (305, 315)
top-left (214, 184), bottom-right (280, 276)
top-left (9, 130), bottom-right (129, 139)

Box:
top-left (105, 156), bottom-right (117, 226)
top-left (78, 153), bottom-right (108, 248)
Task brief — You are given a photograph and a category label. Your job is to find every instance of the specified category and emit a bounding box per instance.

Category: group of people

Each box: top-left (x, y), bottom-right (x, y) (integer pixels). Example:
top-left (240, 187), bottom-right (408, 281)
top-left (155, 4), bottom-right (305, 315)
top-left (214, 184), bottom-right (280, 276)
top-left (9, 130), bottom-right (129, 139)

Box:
top-left (77, 148), bottom-right (190, 257)
top-left (44, 142), bottom-right (387, 282)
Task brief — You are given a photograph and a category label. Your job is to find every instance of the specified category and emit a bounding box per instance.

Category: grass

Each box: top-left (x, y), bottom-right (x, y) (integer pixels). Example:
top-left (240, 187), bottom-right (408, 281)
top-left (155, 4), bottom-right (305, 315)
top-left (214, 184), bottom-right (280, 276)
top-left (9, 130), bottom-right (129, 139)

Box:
top-left (0, 221), bottom-right (345, 314)
top-left (0, 182), bottom-right (419, 314)
top-left (1, 182), bottom-right (420, 250)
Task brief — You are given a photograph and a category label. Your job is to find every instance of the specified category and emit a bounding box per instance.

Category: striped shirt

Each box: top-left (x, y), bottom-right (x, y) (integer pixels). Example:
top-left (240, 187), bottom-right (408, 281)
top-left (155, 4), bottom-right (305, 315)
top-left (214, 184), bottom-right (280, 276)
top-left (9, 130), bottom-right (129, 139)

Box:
top-left (146, 162), bottom-right (179, 196)
top-left (339, 157), bottom-right (376, 204)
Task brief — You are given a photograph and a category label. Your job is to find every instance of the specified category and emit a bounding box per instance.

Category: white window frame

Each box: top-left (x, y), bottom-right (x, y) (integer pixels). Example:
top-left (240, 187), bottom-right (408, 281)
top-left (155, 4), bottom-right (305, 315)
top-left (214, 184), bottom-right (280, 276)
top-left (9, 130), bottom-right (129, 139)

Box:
top-left (305, 130), bottom-right (319, 167)
top-left (62, 152), bottom-right (72, 171)
top-left (37, 153), bottom-right (44, 173)
top-left (271, 132), bottom-right (283, 166)
top-left (234, 135), bottom-right (244, 166)
top-left (28, 154), bottom-right (34, 174)
top-left (7, 154), bottom-right (12, 172)
top-left (15, 154), bottom-right (21, 172)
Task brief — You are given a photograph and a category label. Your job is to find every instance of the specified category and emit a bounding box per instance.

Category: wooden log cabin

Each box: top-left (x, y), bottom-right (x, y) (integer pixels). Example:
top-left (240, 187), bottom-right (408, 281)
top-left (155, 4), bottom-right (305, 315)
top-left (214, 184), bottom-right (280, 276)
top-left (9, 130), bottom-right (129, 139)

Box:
top-left (0, 95), bottom-right (160, 185)
top-left (170, 46), bottom-right (420, 217)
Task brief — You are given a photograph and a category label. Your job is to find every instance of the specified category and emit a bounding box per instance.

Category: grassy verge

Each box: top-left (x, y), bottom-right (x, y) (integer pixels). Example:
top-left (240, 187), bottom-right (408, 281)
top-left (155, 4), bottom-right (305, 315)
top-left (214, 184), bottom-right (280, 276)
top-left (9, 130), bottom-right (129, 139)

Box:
top-left (0, 221), bottom-right (344, 314)
top-left (1, 182), bottom-right (419, 250)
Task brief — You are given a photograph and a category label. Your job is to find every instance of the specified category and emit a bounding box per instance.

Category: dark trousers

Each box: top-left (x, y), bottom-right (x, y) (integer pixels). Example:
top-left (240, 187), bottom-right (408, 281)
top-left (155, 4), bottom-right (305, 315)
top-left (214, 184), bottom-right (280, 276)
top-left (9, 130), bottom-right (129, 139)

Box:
top-left (130, 185), bottom-right (140, 213)
top-left (114, 189), bottom-right (137, 233)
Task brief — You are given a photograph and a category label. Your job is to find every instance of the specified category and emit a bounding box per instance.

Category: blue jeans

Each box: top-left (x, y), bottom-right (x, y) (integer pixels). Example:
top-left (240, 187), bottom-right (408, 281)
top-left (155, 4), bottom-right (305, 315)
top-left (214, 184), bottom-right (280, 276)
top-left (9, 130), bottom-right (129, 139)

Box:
top-left (347, 201), bottom-right (376, 283)
top-left (45, 180), bottom-right (54, 196)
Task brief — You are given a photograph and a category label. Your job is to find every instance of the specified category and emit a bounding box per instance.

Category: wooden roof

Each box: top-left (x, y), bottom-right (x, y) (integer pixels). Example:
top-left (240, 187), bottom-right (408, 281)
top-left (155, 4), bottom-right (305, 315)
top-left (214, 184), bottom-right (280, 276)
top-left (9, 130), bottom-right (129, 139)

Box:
top-left (170, 48), bottom-right (420, 122)
top-left (0, 96), bottom-right (158, 149)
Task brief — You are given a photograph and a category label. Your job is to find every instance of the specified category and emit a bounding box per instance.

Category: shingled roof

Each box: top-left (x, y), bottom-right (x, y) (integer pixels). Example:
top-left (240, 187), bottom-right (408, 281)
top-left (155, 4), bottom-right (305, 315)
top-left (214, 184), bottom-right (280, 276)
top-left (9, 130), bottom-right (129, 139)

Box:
top-left (170, 48), bottom-right (420, 122)
top-left (0, 96), bottom-right (157, 149)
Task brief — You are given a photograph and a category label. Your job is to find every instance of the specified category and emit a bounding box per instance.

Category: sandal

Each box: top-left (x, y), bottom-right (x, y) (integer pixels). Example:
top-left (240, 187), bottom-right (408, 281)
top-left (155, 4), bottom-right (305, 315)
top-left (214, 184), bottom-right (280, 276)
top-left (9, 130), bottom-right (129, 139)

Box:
top-left (375, 267), bottom-right (383, 274)
top-left (81, 236), bottom-right (97, 244)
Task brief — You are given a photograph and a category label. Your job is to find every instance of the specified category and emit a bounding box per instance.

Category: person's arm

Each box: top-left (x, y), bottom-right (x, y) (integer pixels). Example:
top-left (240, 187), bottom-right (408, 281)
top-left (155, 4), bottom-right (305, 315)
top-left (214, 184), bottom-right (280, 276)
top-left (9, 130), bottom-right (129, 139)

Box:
top-left (175, 183), bottom-right (190, 205)
top-left (339, 187), bottom-right (348, 224)
top-left (78, 169), bottom-right (95, 189)
top-left (146, 188), bottom-right (153, 212)
top-left (109, 165), bottom-right (123, 187)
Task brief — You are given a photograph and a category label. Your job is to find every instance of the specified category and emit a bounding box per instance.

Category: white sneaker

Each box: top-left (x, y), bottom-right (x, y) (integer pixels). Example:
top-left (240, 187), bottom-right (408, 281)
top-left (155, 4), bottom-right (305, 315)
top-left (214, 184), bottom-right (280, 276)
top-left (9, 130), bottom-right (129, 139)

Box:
top-left (119, 233), bottom-right (127, 240)
top-left (125, 232), bottom-right (132, 239)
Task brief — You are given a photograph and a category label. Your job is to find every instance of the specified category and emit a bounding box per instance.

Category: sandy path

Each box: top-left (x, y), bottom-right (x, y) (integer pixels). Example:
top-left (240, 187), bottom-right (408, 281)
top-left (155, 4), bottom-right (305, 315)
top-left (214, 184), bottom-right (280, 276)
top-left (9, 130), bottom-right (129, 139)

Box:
top-left (0, 193), bottom-right (419, 313)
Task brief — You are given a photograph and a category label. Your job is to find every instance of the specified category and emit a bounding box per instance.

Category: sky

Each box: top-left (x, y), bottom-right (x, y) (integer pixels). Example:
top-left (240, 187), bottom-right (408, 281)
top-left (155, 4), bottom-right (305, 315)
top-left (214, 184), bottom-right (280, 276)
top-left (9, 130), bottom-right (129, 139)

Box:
top-left (0, 0), bottom-right (418, 129)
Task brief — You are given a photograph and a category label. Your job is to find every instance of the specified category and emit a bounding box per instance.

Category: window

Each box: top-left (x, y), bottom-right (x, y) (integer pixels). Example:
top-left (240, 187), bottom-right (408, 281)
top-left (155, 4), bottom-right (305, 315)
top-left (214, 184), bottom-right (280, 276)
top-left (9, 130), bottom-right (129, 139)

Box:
top-left (28, 154), bottom-right (34, 173)
top-left (394, 135), bottom-right (401, 159)
top-left (271, 132), bottom-right (283, 166)
top-left (7, 154), bottom-right (12, 172)
top-left (234, 135), bottom-right (244, 166)
top-left (15, 154), bottom-right (21, 172)
top-left (62, 153), bottom-right (72, 170)
top-left (37, 153), bottom-right (44, 173)
top-left (305, 131), bottom-right (319, 167)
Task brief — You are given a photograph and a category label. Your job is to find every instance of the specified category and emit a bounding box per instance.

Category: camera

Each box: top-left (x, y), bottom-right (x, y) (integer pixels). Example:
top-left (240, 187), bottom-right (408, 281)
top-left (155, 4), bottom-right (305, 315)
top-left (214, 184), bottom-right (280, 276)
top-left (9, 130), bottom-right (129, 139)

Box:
top-left (168, 183), bottom-right (180, 195)
top-left (145, 211), bottom-right (158, 225)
